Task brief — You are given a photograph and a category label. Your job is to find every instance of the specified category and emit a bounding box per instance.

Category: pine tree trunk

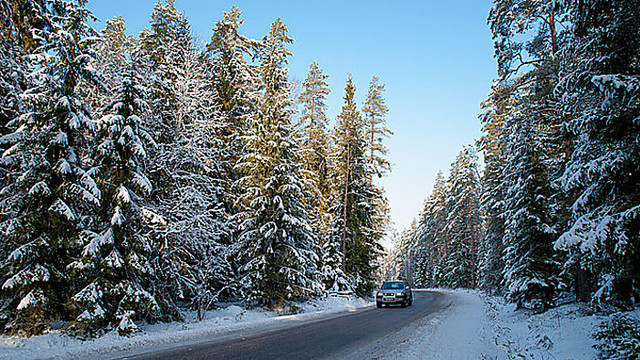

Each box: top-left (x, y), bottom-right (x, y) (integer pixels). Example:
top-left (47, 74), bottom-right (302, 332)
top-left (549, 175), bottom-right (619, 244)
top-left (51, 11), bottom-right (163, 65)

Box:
top-left (306, 99), bottom-right (314, 170)
top-left (370, 114), bottom-right (374, 183)
top-left (342, 140), bottom-right (350, 275)
top-left (549, 3), bottom-right (559, 59)
top-left (574, 267), bottom-right (593, 303)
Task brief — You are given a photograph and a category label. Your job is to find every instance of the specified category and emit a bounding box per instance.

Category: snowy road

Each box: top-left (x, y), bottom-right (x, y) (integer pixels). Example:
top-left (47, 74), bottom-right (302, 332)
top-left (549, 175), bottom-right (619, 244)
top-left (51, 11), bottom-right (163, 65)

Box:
top-left (119, 290), bottom-right (451, 360)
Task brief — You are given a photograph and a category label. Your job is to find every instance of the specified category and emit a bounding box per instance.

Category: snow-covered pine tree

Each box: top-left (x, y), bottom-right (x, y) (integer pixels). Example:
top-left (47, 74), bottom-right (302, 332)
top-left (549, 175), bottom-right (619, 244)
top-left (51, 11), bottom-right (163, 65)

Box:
top-left (234, 18), bottom-right (321, 308)
top-left (82, 16), bottom-right (134, 114)
top-left (206, 6), bottom-right (260, 212)
top-left (439, 146), bottom-right (481, 289)
top-left (297, 61), bottom-right (334, 285)
top-left (67, 58), bottom-right (163, 337)
top-left (138, 0), bottom-right (193, 144)
top-left (135, 1), bottom-right (237, 314)
top-left (413, 171), bottom-right (448, 288)
top-left (362, 76), bottom-right (392, 180)
top-left (477, 83), bottom-right (511, 295)
top-left (555, 0), bottom-right (640, 307)
top-left (297, 61), bottom-right (331, 216)
top-left (0, 0), bottom-right (101, 336)
top-left (487, 0), bottom-right (567, 308)
top-left (500, 116), bottom-right (559, 310)
top-left (327, 74), bottom-right (384, 296)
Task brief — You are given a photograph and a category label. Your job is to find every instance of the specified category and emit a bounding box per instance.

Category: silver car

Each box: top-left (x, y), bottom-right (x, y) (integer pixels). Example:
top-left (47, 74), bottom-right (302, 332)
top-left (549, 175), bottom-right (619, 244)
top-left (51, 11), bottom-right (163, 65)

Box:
top-left (376, 281), bottom-right (413, 308)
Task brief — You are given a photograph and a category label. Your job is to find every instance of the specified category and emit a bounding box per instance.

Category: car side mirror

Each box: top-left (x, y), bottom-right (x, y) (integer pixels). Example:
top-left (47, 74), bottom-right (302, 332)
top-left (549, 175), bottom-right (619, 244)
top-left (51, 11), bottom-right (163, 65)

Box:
top-left (405, 286), bottom-right (410, 290)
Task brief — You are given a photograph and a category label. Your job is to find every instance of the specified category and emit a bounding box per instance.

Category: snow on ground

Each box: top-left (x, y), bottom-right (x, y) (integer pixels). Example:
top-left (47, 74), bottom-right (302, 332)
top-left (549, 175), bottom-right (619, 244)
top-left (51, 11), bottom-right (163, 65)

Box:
top-left (347, 289), bottom-right (607, 360)
top-left (485, 294), bottom-right (605, 360)
top-left (344, 289), bottom-right (502, 359)
top-left (0, 295), bottom-right (371, 360)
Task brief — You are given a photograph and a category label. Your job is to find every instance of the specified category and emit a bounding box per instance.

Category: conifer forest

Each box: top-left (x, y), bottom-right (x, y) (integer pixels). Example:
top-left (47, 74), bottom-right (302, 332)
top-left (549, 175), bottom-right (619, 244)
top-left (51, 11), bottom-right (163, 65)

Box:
top-left (0, 0), bottom-right (639, 355)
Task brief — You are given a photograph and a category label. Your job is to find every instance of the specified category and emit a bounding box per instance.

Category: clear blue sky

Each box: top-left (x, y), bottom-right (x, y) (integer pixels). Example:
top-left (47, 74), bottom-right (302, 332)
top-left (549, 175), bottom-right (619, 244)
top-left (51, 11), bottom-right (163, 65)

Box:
top-left (87, 0), bottom-right (496, 234)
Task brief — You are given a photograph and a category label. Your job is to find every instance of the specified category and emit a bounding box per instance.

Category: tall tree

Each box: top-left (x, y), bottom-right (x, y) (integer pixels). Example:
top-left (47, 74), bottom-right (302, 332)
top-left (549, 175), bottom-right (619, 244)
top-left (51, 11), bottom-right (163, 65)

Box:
top-left (68, 60), bottom-right (162, 337)
top-left (487, 0), bottom-right (567, 306)
top-left (555, 0), bottom-right (640, 307)
top-left (0, 0), bottom-right (101, 336)
top-left (328, 74), bottom-right (384, 296)
top-left (298, 61), bottom-right (331, 200)
top-left (476, 83), bottom-right (510, 295)
top-left (234, 19), bottom-right (320, 308)
top-left (297, 61), bottom-right (332, 278)
top-left (206, 6), bottom-right (259, 211)
top-left (362, 76), bottom-right (392, 180)
top-left (440, 147), bottom-right (481, 289)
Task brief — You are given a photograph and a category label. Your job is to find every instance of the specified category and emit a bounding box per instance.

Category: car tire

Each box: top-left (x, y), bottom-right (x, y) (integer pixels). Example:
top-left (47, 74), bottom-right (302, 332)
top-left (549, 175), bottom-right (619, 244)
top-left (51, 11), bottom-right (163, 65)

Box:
top-left (409, 298), bottom-right (413, 306)
top-left (376, 302), bottom-right (382, 308)
top-left (401, 300), bottom-right (407, 308)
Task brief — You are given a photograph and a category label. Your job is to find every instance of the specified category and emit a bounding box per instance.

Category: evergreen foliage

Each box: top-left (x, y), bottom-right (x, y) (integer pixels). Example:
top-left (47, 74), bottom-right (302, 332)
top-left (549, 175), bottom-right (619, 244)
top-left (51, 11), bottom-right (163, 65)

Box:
top-left (328, 75), bottom-right (385, 296)
top-left (0, 0), bottom-right (101, 336)
top-left (555, 0), bottom-right (640, 308)
top-left (68, 61), bottom-right (161, 337)
top-left (362, 76), bottom-right (392, 180)
top-left (234, 19), bottom-right (321, 308)
top-left (0, 0), bottom-right (393, 338)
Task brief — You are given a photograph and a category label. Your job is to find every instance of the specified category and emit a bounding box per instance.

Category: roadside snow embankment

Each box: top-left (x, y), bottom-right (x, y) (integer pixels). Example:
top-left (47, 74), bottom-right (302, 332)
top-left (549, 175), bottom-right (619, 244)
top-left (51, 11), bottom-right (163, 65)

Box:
top-left (487, 295), bottom-right (604, 359)
top-left (353, 289), bottom-right (610, 360)
top-left (0, 295), bottom-right (371, 360)
top-left (349, 290), bottom-right (501, 359)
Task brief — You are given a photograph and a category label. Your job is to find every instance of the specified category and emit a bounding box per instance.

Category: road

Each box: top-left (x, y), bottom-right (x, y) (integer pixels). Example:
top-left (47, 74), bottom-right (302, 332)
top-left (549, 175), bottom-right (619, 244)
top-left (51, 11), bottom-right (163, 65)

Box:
top-left (121, 290), bottom-right (451, 360)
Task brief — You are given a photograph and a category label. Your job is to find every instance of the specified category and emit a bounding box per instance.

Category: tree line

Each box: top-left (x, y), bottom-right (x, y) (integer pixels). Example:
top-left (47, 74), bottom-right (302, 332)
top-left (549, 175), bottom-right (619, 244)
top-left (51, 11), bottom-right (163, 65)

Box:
top-left (0, 0), bottom-right (391, 337)
top-left (390, 0), bottom-right (639, 312)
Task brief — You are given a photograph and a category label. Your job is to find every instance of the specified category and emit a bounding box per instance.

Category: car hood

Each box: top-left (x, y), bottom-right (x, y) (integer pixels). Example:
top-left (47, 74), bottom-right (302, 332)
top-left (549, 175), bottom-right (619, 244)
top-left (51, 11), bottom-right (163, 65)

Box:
top-left (378, 289), bottom-right (405, 293)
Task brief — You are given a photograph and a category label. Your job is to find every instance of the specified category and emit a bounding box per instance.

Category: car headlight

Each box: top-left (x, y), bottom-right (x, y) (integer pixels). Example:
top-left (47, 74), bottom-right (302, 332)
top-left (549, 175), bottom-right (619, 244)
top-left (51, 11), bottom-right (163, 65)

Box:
top-left (376, 292), bottom-right (383, 297)
top-left (396, 293), bottom-right (404, 297)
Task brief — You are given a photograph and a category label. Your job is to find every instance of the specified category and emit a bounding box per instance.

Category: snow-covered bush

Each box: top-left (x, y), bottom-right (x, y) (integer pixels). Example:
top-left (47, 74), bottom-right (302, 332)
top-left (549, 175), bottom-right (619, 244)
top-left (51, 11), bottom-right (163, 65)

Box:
top-left (594, 312), bottom-right (640, 360)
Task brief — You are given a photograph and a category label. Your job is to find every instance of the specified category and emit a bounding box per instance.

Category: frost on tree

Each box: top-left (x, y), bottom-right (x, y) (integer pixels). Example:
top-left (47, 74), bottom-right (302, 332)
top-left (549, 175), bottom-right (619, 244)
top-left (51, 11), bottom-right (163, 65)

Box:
top-left (440, 147), bottom-right (481, 289)
top-left (67, 61), bottom-right (163, 337)
top-left (555, 0), bottom-right (640, 307)
top-left (205, 6), bottom-right (260, 210)
top-left (328, 74), bottom-right (386, 297)
top-left (234, 19), bottom-right (321, 308)
top-left (0, 0), bottom-right (101, 336)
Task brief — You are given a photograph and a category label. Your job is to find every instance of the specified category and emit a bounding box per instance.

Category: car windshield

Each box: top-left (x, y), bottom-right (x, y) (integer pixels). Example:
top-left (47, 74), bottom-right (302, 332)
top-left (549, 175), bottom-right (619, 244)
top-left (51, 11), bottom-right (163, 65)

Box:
top-left (381, 281), bottom-right (405, 290)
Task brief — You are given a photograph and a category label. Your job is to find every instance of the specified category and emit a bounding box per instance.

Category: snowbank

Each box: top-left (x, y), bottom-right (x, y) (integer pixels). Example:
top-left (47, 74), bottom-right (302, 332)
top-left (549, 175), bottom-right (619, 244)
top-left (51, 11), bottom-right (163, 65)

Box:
top-left (485, 294), bottom-right (606, 359)
top-left (0, 295), bottom-right (371, 360)
top-left (347, 289), bottom-right (608, 360)
top-left (345, 289), bottom-right (501, 359)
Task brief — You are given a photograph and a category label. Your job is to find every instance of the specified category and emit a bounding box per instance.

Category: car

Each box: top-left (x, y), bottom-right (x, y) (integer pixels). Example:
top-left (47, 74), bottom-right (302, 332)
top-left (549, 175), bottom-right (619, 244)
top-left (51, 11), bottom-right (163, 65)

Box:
top-left (375, 280), bottom-right (413, 308)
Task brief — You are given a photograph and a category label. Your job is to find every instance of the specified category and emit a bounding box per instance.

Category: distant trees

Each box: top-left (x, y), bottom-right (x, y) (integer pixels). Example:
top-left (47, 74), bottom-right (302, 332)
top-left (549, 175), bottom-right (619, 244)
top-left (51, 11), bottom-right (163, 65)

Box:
top-left (401, 0), bottom-right (640, 313)
top-left (0, 0), bottom-right (393, 337)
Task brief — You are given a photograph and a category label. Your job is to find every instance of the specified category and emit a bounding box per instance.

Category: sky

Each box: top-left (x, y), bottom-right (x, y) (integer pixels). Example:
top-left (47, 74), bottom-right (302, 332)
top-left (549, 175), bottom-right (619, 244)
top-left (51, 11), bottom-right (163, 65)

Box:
top-left (87, 0), bottom-right (497, 235)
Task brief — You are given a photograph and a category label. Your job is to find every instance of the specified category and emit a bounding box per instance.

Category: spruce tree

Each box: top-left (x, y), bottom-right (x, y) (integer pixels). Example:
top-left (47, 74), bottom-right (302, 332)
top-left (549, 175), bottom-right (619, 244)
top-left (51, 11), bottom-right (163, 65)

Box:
top-left (235, 19), bottom-right (320, 308)
top-left (328, 74), bottom-right (384, 296)
top-left (206, 6), bottom-right (259, 211)
top-left (298, 61), bottom-right (331, 206)
top-left (477, 83), bottom-right (510, 295)
top-left (440, 147), bottom-right (481, 289)
top-left (487, 0), bottom-right (566, 306)
top-left (0, 0), bottom-right (101, 336)
top-left (555, 0), bottom-right (640, 307)
top-left (68, 60), bottom-right (161, 337)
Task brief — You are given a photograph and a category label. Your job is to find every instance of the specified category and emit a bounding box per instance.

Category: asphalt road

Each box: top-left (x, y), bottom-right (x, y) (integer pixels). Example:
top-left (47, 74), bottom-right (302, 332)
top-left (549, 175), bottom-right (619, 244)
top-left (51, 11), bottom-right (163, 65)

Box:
top-left (122, 290), bottom-right (450, 360)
